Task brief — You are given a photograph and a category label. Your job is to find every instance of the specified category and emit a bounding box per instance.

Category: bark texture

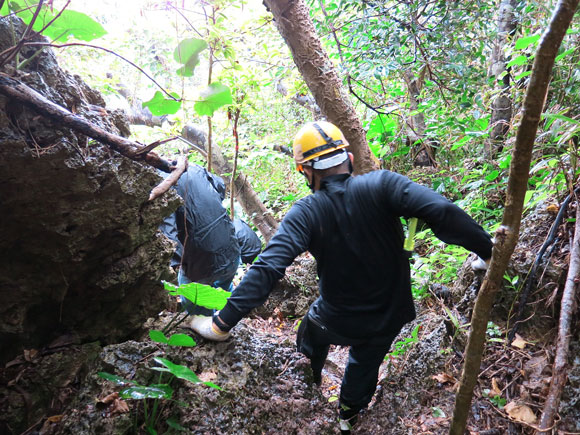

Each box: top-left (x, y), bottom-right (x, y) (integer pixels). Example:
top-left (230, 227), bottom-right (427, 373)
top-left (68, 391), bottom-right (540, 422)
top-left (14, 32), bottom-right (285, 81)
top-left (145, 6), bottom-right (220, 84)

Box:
top-left (262, 0), bottom-right (378, 174)
top-left (403, 68), bottom-right (436, 167)
top-left (449, 1), bottom-right (580, 433)
top-left (485, 0), bottom-right (518, 159)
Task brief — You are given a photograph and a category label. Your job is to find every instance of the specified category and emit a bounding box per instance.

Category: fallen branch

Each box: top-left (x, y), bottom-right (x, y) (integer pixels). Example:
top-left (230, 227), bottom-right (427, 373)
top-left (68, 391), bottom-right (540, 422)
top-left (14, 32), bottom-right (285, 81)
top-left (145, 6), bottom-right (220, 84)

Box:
top-left (538, 200), bottom-right (580, 430)
top-left (0, 72), bottom-right (172, 172)
top-left (134, 136), bottom-right (179, 156)
top-left (149, 156), bottom-right (187, 201)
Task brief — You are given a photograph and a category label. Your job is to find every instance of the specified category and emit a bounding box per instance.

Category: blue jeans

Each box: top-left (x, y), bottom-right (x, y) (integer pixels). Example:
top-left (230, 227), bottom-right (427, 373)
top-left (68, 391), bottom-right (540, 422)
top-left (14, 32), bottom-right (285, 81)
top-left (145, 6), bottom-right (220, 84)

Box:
top-left (178, 268), bottom-right (236, 316)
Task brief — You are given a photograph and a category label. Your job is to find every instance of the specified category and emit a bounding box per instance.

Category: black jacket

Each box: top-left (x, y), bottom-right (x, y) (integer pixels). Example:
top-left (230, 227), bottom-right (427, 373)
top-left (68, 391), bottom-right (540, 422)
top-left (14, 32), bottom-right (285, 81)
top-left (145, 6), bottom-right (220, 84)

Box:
top-left (219, 170), bottom-right (492, 338)
top-left (159, 165), bottom-right (240, 283)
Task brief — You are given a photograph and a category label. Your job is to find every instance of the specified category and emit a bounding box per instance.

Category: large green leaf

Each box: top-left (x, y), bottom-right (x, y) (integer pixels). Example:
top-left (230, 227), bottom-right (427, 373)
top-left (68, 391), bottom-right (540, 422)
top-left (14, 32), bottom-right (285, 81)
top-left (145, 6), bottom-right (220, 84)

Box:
top-left (514, 34), bottom-right (540, 50)
top-left (120, 384), bottom-right (174, 400)
top-left (6, 2), bottom-right (106, 42)
top-left (174, 38), bottom-right (207, 77)
top-left (98, 372), bottom-right (132, 386)
top-left (153, 357), bottom-right (221, 390)
top-left (149, 330), bottom-right (169, 344)
top-left (142, 91), bottom-right (181, 116)
top-left (167, 333), bottom-right (196, 347)
top-left (164, 281), bottom-right (231, 310)
top-left (40, 9), bottom-right (106, 42)
top-left (194, 83), bottom-right (232, 117)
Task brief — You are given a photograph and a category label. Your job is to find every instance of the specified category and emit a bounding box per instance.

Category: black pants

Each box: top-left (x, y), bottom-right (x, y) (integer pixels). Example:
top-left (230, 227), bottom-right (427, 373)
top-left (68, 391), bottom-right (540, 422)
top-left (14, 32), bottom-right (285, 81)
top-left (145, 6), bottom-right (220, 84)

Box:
top-left (296, 308), bottom-right (397, 419)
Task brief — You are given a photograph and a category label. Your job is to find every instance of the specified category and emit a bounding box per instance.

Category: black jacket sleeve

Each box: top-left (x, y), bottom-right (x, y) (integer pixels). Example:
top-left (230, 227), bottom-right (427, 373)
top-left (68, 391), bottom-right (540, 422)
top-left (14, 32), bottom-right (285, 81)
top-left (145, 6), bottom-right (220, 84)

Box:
top-left (218, 201), bottom-right (312, 327)
top-left (381, 171), bottom-right (493, 260)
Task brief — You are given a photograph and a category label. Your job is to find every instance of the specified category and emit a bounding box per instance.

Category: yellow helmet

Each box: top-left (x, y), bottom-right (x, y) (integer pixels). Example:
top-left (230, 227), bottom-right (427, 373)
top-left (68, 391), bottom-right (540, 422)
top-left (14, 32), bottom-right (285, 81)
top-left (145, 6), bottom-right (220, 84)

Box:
top-left (293, 121), bottom-right (349, 171)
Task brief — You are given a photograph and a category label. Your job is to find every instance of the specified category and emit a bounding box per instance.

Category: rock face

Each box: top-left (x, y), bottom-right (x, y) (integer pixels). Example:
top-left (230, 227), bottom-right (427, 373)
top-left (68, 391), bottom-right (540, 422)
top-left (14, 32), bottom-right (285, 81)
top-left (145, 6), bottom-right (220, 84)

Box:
top-left (0, 17), bottom-right (179, 362)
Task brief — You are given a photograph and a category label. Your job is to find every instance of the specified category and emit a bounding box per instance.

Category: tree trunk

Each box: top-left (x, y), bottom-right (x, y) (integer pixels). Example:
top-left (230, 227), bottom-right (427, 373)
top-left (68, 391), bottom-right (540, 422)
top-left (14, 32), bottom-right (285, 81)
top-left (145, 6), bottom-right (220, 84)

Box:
top-left (262, 0), bottom-right (378, 175)
top-left (449, 1), bottom-right (579, 434)
top-left (403, 68), bottom-right (436, 167)
top-left (485, 0), bottom-right (518, 160)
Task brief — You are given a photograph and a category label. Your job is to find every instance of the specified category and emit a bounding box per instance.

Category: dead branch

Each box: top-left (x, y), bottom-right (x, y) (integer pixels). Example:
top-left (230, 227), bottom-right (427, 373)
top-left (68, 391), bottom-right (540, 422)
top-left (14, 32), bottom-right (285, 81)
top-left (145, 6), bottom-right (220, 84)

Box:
top-left (149, 156), bottom-right (187, 201)
top-left (509, 188), bottom-right (578, 342)
top-left (538, 201), bottom-right (580, 431)
top-left (0, 0), bottom-right (43, 67)
top-left (134, 136), bottom-right (180, 156)
top-left (0, 73), bottom-right (172, 172)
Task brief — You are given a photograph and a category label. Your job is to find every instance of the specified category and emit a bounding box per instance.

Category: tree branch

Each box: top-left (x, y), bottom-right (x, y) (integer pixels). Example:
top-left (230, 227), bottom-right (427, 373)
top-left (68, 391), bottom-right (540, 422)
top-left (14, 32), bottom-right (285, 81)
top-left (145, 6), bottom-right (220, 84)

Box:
top-left (18, 42), bottom-right (178, 101)
top-left (0, 72), bottom-right (172, 173)
top-left (149, 156), bottom-right (187, 201)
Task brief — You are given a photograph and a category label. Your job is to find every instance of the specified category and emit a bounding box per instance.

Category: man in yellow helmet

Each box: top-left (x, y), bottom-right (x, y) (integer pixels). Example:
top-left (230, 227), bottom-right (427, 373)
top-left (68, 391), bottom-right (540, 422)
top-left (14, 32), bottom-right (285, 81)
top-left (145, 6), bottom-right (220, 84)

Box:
top-left (191, 121), bottom-right (492, 433)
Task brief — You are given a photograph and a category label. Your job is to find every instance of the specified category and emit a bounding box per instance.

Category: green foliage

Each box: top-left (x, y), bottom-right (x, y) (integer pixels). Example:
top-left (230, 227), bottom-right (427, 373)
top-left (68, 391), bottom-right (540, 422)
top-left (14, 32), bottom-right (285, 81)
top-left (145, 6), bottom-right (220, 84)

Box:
top-left (142, 91), bottom-right (182, 116)
top-left (3, 1), bottom-right (106, 42)
top-left (482, 389), bottom-right (507, 408)
top-left (153, 357), bottom-right (221, 390)
top-left (385, 324), bottom-right (421, 360)
top-left (194, 82), bottom-right (233, 117)
top-left (164, 281), bottom-right (231, 310)
top-left (174, 38), bottom-right (207, 77)
top-left (149, 330), bottom-right (196, 347)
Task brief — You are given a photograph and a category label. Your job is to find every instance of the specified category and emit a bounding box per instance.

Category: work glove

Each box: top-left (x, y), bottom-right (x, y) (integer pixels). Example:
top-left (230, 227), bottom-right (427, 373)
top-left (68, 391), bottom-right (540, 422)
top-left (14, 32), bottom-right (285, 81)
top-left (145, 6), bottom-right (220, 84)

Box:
top-left (471, 256), bottom-right (490, 271)
top-left (189, 315), bottom-right (230, 341)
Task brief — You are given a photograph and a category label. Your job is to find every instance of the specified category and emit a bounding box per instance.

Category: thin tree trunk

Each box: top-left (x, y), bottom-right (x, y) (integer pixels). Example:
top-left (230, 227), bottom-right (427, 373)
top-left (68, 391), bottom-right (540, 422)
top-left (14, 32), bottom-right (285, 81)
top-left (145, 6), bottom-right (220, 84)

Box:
top-left (403, 68), bottom-right (436, 167)
top-left (210, 143), bottom-right (279, 242)
top-left (485, 0), bottom-right (518, 160)
top-left (449, 1), bottom-right (579, 433)
top-left (538, 205), bottom-right (580, 431)
top-left (262, 0), bottom-right (378, 174)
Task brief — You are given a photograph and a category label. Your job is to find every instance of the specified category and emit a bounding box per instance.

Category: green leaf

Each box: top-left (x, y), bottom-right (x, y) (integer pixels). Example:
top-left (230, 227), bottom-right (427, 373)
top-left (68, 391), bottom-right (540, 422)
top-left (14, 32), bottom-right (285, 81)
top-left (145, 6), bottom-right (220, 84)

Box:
top-left (555, 48), bottom-right (575, 62)
top-left (194, 83), bottom-right (233, 117)
top-left (543, 113), bottom-right (580, 125)
top-left (514, 70), bottom-right (532, 81)
top-left (514, 34), bottom-right (540, 50)
top-left (142, 91), bottom-right (181, 116)
top-left (174, 38), bottom-right (207, 77)
top-left (450, 136), bottom-right (470, 151)
top-left (153, 357), bottom-right (222, 390)
top-left (506, 55), bottom-right (528, 68)
top-left (167, 334), bottom-right (196, 347)
top-left (7, 2), bottom-right (106, 42)
top-left (98, 372), bottom-right (132, 386)
top-left (40, 9), bottom-right (106, 42)
top-left (164, 281), bottom-right (231, 310)
top-left (149, 330), bottom-right (168, 344)
top-left (484, 170), bottom-right (499, 182)
top-left (432, 407), bottom-right (446, 418)
top-left (0, 1), bottom-right (10, 15)
top-left (524, 190), bottom-right (534, 206)
top-left (120, 384), bottom-right (174, 400)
